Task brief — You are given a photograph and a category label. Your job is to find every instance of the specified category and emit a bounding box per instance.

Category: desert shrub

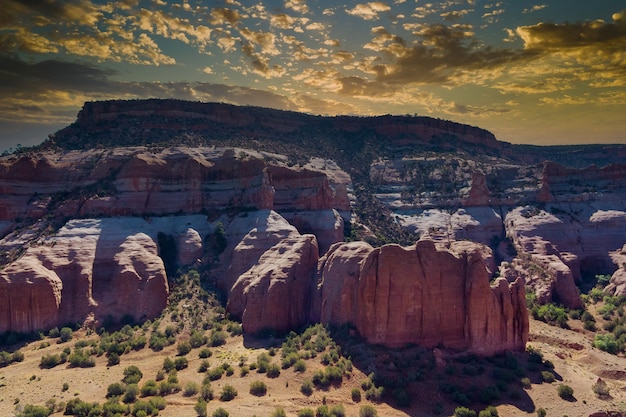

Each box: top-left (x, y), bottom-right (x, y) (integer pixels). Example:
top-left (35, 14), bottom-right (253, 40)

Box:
top-left (167, 370), bottom-right (178, 383)
top-left (220, 384), bottom-right (237, 401)
top-left (240, 365), bottom-right (250, 377)
top-left (199, 348), bottom-right (212, 359)
top-left (157, 380), bottom-right (181, 395)
top-left (190, 330), bottom-right (207, 348)
top-left (102, 398), bottom-right (128, 415)
top-left (40, 354), bottom-right (61, 369)
top-left (351, 387), bottom-right (362, 402)
top-left (301, 379), bottom-right (314, 396)
top-left (106, 382), bottom-right (126, 397)
top-left (478, 406), bottom-right (499, 417)
top-left (365, 386), bottom-right (384, 402)
top-left (270, 407), bottom-right (287, 417)
top-left (207, 366), bottom-right (225, 381)
top-left (198, 359), bottom-right (210, 373)
top-left (454, 407), bottom-right (477, 417)
top-left (298, 409), bottom-right (315, 417)
top-left (212, 407), bottom-right (229, 417)
top-left (593, 334), bottom-right (620, 354)
top-left (123, 365), bottom-right (143, 384)
top-left (17, 404), bottom-right (53, 417)
top-left (329, 404), bottom-right (345, 417)
top-left (536, 408), bottom-right (546, 417)
top-left (177, 340), bottom-right (192, 356)
top-left (541, 371), bottom-right (555, 383)
top-left (294, 359), bottom-right (307, 373)
top-left (162, 357), bottom-right (175, 372)
top-left (316, 405), bottom-right (330, 417)
top-left (59, 327), bottom-right (73, 343)
top-left (209, 330), bottom-right (227, 347)
top-left (312, 369), bottom-right (329, 388)
top-left (249, 380), bottom-right (267, 396)
top-left (592, 378), bottom-right (610, 398)
top-left (557, 384), bottom-right (574, 400)
top-left (184, 381), bottom-right (199, 397)
top-left (586, 318), bottom-right (601, 333)
top-left (521, 377), bottom-right (531, 389)
top-left (140, 380), bottom-right (158, 397)
top-left (359, 405), bottom-right (377, 417)
top-left (199, 383), bottom-right (214, 401)
top-left (62, 382), bottom-right (69, 391)
top-left (192, 398), bottom-right (207, 417)
top-left (122, 383), bottom-right (139, 403)
top-left (227, 321), bottom-right (243, 336)
top-left (107, 352), bottom-right (120, 366)
top-left (174, 356), bottom-right (188, 370)
top-left (67, 349), bottom-right (95, 368)
top-left (267, 363), bottom-right (281, 378)
top-left (222, 362), bottom-right (234, 376)
top-left (155, 369), bottom-right (165, 381)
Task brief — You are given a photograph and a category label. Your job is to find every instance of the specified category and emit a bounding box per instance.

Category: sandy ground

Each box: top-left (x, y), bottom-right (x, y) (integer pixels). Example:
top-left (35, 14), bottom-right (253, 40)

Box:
top-left (2, 319), bottom-right (626, 417)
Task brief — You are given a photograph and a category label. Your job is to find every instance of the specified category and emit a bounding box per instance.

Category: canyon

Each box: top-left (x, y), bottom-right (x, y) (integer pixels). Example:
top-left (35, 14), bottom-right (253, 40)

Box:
top-left (2, 99), bottom-right (626, 356)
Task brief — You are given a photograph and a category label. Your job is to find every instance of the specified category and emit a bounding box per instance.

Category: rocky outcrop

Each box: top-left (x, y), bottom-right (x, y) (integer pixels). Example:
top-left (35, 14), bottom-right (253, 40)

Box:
top-left (213, 212), bottom-right (527, 354)
top-left (0, 216), bottom-right (211, 333)
top-left (464, 171), bottom-right (490, 206)
top-left (314, 239), bottom-right (527, 355)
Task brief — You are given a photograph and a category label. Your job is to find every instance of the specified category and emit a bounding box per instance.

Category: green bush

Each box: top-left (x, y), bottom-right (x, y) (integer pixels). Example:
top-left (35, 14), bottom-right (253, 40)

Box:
top-left (359, 405), bottom-right (377, 417)
top-left (270, 407), bottom-right (287, 417)
top-left (316, 405), bottom-right (330, 417)
top-left (301, 379), bottom-right (314, 396)
top-left (199, 348), bottom-right (212, 359)
top-left (365, 386), bottom-right (384, 403)
top-left (106, 382), bottom-right (126, 397)
top-left (194, 398), bottom-right (207, 417)
top-left (220, 384), bottom-right (237, 401)
top-left (557, 384), bottom-right (574, 400)
top-left (454, 407), bottom-right (477, 417)
top-left (266, 363), bottom-right (281, 378)
top-left (536, 408), bottom-right (546, 417)
top-left (478, 406), bottom-right (499, 417)
top-left (123, 365), bottom-right (143, 384)
top-left (39, 354), bottom-right (61, 369)
top-left (351, 387), bottom-right (362, 402)
top-left (199, 383), bottom-right (214, 401)
top-left (207, 366), bottom-right (225, 381)
top-left (140, 380), bottom-right (158, 397)
top-left (329, 404), bottom-right (345, 417)
top-left (593, 333), bottom-right (620, 354)
top-left (541, 371), bottom-right (555, 383)
top-left (174, 356), bottom-right (188, 370)
top-left (249, 380), bottom-right (267, 396)
top-left (16, 404), bottom-right (52, 417)
top-left (59, 327), bottom-right (73, 343)
top-left (212, 407), bottom-right (229, 417)
top-left (67, 349), bottom-right (95, 368)
top-left (298, 409), bottom-right (315, 417)
top-left (122, 383), bottom-right (139, 403)
top-left (294, 359), bottom-right (306, 372)
top-left (177, 340), bottom-right (192, 356)
top-left (183, 381), bottom-right (199, 397)
top-left (210, 331), bottom-right (227, 347)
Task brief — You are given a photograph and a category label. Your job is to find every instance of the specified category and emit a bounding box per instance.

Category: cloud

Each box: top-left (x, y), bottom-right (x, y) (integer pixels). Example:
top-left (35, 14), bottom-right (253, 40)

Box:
top-left (516, 13), bottom-right (626, 50)
top-left (440, 9), bottom-right (472, 22)
top-left (210, 7), bottom-right (240, 25)
top-left (285, 0), bottom-right (309, 14)
top-left (270, 13), bottom-right (296, 29)
top-left (523, 5), bottom-right (547, 14)
top-left (346, 2), bottom-right (391, 21)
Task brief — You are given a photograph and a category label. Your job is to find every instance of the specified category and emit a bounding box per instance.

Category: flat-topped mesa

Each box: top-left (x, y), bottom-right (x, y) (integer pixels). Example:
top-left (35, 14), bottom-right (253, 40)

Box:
top-left (538, 161), bottom-right (626, 202)
top-left (56, 99), bottom-right (503, 153)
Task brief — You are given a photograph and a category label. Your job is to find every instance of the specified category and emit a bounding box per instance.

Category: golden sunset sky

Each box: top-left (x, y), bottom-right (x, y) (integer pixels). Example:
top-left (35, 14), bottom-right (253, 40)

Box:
top-left (1, 0), bottom-right (625, 150)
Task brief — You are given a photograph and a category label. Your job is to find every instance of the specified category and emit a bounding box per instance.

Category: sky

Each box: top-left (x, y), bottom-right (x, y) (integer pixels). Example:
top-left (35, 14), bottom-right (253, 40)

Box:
top-left (1, 0), bottom-right (626, 151)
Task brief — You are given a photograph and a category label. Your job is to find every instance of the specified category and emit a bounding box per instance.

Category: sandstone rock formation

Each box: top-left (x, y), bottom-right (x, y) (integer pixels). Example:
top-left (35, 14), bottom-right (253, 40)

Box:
top-left (0, 216), bottom-right (210, 333)
top-left (314, 239), bottom-right (527, 355)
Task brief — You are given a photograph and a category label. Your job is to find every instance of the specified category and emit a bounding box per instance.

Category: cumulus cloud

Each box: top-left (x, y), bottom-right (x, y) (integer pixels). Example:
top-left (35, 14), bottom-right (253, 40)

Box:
top-left (346, 2), bottom-right (391, 21)
top-left (285, 0), bottom-right (309, 14)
